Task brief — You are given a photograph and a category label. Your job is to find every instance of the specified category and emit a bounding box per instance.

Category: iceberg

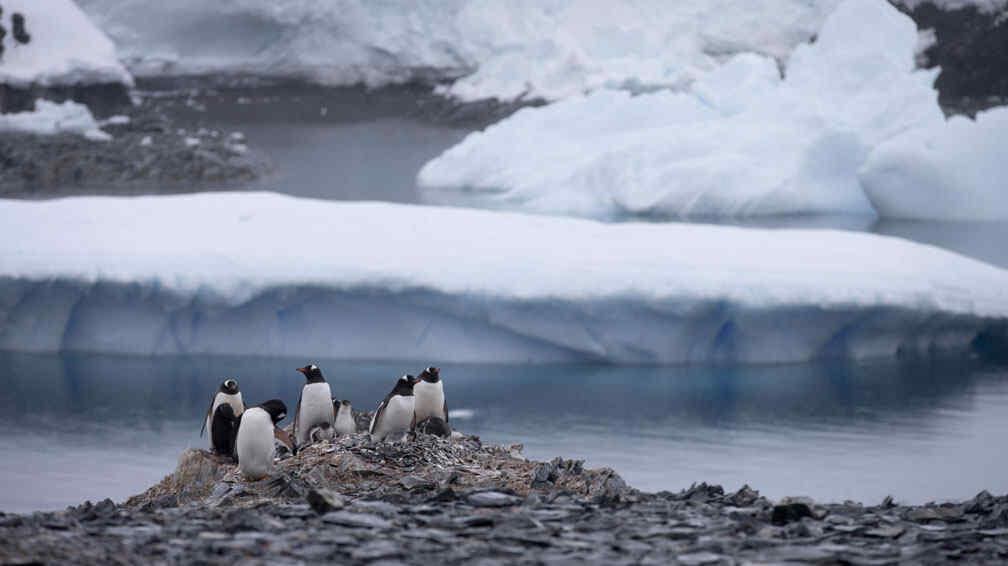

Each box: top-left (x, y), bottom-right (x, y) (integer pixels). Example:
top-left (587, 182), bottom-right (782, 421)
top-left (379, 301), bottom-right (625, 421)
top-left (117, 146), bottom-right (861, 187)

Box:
top-left (860, 106), bottom-right (1008, 220)
top-left (418, 0), bottom-right (952, 219)
top-left (0, 99), bottom-right (110, 140)
top-left (0, 192), bottom-right (1006, 364)
top-left (76, 0), bottom-right (840, 102)
top-left (0, 0), bottom-right (132, 88)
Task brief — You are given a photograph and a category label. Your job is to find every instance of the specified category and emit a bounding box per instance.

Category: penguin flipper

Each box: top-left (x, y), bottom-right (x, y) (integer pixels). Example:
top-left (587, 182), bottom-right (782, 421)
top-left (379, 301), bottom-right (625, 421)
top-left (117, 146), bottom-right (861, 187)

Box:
top-left (293, 387), bottom-right (304, 441)
top-left (200, 392), bottom-right (216, 438)
top-left (443, 400), bottom-right (449, 423)
top-left (370, 397), bottom-right (390, 436)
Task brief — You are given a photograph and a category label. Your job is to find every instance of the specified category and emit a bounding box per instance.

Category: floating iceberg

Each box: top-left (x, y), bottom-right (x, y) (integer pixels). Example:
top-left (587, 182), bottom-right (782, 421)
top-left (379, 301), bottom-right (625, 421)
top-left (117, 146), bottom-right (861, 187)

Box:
top-left (860, 106), bottom-right (1008, 221)
top-left (1, 192), bottom-right (1006, 363)
top-left (419, 0), bottom-right (958, 220)
top-left (0, 0), bottom-right (132, 88)
top-left (0, 99), bottom-right (110, 140)
top-left (76, 0), bottom-right (840, 102)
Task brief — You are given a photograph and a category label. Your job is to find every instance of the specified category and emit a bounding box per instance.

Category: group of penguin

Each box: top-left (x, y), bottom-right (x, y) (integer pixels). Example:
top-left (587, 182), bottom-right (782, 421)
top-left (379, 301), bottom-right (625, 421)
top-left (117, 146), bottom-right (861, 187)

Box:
top-left (201, 364), bottom-right (449, 480)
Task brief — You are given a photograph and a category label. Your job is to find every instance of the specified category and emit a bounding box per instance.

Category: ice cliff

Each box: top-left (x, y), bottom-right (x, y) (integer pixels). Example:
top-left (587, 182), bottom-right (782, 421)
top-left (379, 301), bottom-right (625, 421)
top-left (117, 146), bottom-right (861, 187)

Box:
top-left (1, 192), bottom-right (1006, 363)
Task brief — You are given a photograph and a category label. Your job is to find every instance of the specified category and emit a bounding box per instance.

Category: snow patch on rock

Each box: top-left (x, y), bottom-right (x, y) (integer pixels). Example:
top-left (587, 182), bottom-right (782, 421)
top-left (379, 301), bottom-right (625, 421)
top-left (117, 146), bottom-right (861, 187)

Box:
top-left (0, 99), bottom-right (110, 140)
top-left (0, 0), bottom-right (132, 88)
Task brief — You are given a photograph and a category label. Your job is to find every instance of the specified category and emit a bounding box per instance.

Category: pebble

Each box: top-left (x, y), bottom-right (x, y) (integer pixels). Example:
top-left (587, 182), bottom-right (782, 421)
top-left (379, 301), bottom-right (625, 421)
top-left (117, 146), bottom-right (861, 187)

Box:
top-left (321, 511), bottom-right (393, 529)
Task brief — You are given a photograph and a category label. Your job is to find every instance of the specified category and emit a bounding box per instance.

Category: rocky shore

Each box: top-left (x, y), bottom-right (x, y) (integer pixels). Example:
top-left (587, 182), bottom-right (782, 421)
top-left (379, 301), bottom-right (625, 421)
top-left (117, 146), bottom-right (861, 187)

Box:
top-left (2, 424), bottom-right (1008, 565)
top-left (0, 91), bottom-right (265, 198)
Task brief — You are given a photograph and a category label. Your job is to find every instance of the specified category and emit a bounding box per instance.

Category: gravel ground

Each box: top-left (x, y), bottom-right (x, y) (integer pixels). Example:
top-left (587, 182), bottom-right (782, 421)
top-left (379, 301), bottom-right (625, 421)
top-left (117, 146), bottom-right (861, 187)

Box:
top-left (2, 426), bottom-right (1008, 565)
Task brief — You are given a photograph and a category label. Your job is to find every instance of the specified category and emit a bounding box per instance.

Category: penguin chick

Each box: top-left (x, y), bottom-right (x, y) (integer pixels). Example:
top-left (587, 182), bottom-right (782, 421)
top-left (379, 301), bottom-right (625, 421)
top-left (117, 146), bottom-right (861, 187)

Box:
top-left (334, 399), bottom-right (357, 435)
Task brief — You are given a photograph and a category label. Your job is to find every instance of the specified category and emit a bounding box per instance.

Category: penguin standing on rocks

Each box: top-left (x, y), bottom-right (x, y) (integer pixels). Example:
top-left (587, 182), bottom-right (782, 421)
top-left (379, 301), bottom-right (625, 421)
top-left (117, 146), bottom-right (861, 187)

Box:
top-left (412, 366), bottom-right (448, 432)
top-left (210, 404), bottom-right (240, 460)
top-left (333, 399), bottom-right (357, 435)
top-left (294, 364), bottom-right (334, 446)
top-left (201, 379), bottom-right (244, 452)
top-left (369, 375), bottom-right (415, 442)
top-left (236, 399), bottom-right (288, 480)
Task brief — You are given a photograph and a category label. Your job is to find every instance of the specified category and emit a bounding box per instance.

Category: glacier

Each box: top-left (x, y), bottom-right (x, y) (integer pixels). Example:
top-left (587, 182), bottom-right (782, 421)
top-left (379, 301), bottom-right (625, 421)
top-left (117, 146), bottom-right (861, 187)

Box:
top-left (1, 192), bottom-right (1006, 363)
top-left (419, 0), bottom-right (981, 220)
top-left (0, 0), bottom-right (132, 88)
top-left (76, 0), bottom-right (843, 102)
top-left (860, 106), bottom-right (1008, 221)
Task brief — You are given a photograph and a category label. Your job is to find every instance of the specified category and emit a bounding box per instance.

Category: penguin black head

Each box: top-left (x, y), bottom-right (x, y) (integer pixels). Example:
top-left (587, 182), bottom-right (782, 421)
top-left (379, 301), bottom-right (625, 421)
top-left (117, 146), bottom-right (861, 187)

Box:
top-left (333, 399), bottom-right (351, 410)
top-left (393, 375), bottom-right (415, 396)
top-left (259, 399), bottom-right (288, 425)
top-left (296, 364), bottom-right (325, 383)
top-left (418, 366), bottom-right (441, 383)
top-left (219, 379), bottom-right (239, 395)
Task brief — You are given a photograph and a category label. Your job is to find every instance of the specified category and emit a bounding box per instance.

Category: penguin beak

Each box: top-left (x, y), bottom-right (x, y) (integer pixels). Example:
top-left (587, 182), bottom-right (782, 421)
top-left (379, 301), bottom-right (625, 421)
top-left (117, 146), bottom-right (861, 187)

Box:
top-left (296, 367), bottom-right (308, 376)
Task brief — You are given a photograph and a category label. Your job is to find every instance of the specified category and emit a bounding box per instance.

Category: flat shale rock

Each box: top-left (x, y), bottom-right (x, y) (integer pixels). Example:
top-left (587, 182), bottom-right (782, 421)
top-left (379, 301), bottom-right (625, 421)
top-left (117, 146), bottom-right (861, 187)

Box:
top-left (3, 430), bottom-right (1008, 564)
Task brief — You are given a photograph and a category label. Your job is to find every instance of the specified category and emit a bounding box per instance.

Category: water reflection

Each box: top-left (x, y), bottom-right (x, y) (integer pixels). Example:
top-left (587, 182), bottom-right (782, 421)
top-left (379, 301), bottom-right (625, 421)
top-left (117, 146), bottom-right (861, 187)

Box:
top-left (1, 352), bottom-right (1007, 511)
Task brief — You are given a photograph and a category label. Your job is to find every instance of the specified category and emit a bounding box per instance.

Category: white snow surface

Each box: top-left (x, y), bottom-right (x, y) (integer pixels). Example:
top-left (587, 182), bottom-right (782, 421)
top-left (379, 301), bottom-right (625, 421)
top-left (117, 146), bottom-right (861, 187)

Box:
top-left (0, 100), bottom-right (111, 141)
top-left (860, 107), bottom-right (1008, 220)
top-left (0, 0), bottom-right (132, 87)
top-left (76, 0), bottom-right (842, 102)
top-left (0, 192), bottom-right (1006, 364)
top-left (419, 0), bottom-right (957, 219)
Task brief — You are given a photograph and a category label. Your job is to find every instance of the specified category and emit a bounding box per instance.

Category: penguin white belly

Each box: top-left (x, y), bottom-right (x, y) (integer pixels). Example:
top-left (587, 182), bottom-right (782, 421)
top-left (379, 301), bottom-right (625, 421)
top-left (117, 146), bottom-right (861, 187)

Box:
top-left (370, 395), bottom-right (414, 441)
top-left (206, 392), bottom-right (244, 448)
top-left (236, 408), bottom-right (275, 480)
top-left (413, 380), bottom-right (445, 422)
top-left (297, 382), bottom-right (334, 444)
top-left (335, 407), bottom-right (357, 435)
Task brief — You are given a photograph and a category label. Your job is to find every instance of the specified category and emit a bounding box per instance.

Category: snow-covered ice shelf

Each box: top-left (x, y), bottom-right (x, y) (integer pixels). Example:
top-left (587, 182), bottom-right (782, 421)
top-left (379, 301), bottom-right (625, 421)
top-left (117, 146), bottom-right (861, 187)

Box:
top-left (1, 192), bottom-right (1006, 363)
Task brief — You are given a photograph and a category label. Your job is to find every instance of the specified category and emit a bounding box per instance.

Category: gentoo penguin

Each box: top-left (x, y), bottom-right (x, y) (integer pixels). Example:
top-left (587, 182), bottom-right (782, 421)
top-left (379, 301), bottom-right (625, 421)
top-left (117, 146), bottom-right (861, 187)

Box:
top-left (294, 364), bottom-right (334, 446)
top-left (201, 379), bottom-right (244, 452)
top-left (369, 376), bottom-right (415, 442)
top-left (412, 367), bottom-right (448, 428)
top-left (334, 399), bottom-right (357, 435)
top-left (236, 399), bottom-right (288, 480)
top-left (210, 404), bottom-right (240, 460)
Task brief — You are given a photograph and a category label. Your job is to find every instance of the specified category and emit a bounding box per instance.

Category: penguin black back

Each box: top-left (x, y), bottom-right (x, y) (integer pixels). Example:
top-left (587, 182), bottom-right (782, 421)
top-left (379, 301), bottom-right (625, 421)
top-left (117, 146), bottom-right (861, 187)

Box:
top-left (259, 399), bottom-right (288, 425)
top-left (211, 404), bottom-right (240, 460)
top-left (392, 376), bottom-right (415, 397)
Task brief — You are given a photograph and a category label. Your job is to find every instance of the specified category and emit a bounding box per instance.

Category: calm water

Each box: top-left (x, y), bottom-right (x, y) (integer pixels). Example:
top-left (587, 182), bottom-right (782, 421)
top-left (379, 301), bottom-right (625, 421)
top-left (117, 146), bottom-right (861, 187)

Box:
top-left (1, 352), bottom-right (1007, 513)
top-left (156, 83), bottom-right (1008, 269)
top-left (8, 83), bottom-right (1007, 513)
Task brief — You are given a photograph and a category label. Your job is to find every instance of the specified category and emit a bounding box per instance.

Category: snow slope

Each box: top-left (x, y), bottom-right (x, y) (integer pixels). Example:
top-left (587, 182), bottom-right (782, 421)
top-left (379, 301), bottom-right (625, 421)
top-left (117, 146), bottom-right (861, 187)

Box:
top-left (0, 0), bottom-right (132, 87)
top-left (0, 100), bottom-right (110, 140)
top-left (419, 0), bottom-right (945, 219)
top-left (1, 192), bottom-right (1006, 363)
top-left (860, 106), bottom-right (1008, 220)
top-left (76, 0), bottom-right (840, 102)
